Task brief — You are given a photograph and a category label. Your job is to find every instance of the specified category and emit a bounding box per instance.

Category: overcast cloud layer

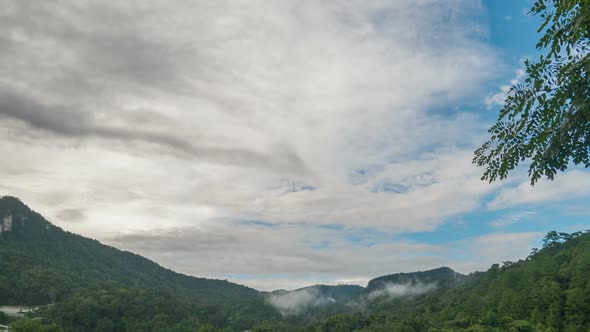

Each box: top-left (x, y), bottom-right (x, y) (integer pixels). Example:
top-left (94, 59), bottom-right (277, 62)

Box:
top-left (2, 0), bottom-right (589, 290)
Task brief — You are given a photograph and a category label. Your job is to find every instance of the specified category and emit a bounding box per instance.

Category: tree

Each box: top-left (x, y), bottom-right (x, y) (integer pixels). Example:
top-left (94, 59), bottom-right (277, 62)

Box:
top-left (10, 318), bottom-right (63, 332)
top-left (474, 0), bottom-right (590, 185)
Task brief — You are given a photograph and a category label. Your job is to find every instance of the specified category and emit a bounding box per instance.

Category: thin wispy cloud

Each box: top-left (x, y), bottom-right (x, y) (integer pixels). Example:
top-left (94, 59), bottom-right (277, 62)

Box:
top-left (489, 211), bottom-right (536, 229)
top-left (484, 68), bottom-right (525, 109)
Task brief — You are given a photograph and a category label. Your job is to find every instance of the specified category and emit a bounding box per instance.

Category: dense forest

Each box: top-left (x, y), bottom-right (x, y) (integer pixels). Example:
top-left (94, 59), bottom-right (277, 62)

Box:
top-left (1, 196), bottom-right (589, 331)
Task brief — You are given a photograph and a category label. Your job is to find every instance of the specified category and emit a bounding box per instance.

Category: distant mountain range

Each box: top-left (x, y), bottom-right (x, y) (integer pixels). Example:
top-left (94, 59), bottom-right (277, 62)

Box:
top-left (268, 267), bottom-right (466, 313)
top-left (1, 195), bottom-right (589, 331)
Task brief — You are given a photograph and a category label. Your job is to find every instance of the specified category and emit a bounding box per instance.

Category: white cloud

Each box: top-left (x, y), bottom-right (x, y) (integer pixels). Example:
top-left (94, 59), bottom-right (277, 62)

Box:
top-left (0, 0), bottom-right (498, 233)
top-left (489, 210), bottom-right (536, 228)
top-left (484, 68), bottom-right (525, 109)
top-left (469, 231), bottom-right (541, 262)
top-left (0, 0), bottom-right (537, 289)
top-left (100, 221), bottom-right (549, 291)
top-left (488, 170), bottom-right (590, 210)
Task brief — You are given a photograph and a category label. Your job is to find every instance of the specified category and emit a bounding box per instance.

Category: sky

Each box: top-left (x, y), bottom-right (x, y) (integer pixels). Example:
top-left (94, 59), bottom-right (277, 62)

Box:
top-left (1, 0), bottom-right (589, 291)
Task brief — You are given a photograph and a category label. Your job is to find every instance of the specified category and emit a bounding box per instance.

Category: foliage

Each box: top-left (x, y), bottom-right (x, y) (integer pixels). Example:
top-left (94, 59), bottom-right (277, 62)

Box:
top-left (10, 318), bottom-right (63, 332)
top-left (474, 0), bottom-right (590, 185)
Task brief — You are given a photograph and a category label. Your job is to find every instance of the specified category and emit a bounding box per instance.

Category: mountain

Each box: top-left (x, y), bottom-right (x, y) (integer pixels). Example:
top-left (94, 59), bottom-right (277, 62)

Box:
top-left (0, 196), bottom-right (259, 303)
top-left (261, 232), bottom-right (590, 331)
top-left (2, 195), bottom-right (590, 332)
top-left (264, 284), bottom-right (366, 320)
top-left (365, 266), bottom-right (465, 293)
top-left (268, 267), bottom-right (463, 310)
top-left (270, 284), bottom-right (365, 303)
top-left (311, 230), bottom-right (590, 331)
top-left (0, 196), bottom-right (280, 330)
top-left (300, 284), bottom-right (365, 303)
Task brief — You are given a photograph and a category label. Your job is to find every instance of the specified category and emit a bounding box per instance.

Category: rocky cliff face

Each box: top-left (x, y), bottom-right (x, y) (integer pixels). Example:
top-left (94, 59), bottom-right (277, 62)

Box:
top-left (0, 213), bottom-right (13, 234)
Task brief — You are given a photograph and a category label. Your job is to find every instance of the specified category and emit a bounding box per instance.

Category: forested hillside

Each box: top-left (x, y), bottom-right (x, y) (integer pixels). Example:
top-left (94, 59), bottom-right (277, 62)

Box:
top-left (297, 231), bottom-right (590, 332)
top-left (1, 196), bottom-right (589, 331)
top-left (0, 196), bottom-right (280, 331)
top-left (365, 267), bottom-right (465, 293)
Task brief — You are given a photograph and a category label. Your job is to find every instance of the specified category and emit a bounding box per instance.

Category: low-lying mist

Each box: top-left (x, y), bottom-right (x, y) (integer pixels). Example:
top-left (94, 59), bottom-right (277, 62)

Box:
top-left (367, 282), bottom-right (438, 301)
top-left (267, 281), bottom-right (439, 316)
top-left (267, 288), bottom-right (336, 316)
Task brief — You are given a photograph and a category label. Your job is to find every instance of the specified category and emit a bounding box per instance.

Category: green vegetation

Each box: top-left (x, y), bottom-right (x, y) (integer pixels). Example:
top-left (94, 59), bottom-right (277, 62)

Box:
top-left (300, 230), bottom-right (590, 331)
top-left (2, 196), bottom-right (590, 331)
top-left (0, 196), bottom-right (281, 331)
top-left (10, 318), bottom-right (62, 332)
top-left (474, 0), bottom-right (590, 185)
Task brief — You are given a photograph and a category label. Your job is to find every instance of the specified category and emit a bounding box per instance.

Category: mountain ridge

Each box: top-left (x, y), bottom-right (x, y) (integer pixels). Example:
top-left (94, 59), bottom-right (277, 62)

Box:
top-left (0, 196), bottom-right (263, 304)
top-left (0, 196), bottom-right (464, 298)
top-left (3, 195), bottom-right (589, 331)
